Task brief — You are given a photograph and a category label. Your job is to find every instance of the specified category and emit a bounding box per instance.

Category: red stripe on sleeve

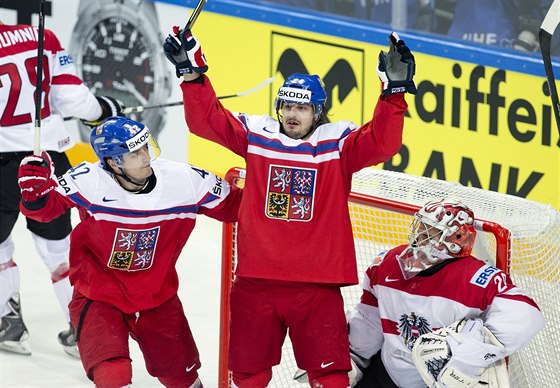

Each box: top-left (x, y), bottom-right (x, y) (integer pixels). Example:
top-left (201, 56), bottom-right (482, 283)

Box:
top-left (52, 74), bottom-right (83, 85)
top-left (496, 293), bottom-right (541, 311)
top-left (360, 289), bottom-right (378, 307)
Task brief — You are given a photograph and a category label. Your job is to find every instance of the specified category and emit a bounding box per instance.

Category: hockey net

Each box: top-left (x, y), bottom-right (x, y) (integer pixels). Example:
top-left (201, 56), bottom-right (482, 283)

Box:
top-left (219, 167), bottom-right (560, 388)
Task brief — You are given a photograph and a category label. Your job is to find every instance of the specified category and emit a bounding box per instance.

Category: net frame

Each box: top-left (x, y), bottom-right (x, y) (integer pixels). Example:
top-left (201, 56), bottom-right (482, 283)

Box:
top-left (219, 167), bottom-right (559, 388)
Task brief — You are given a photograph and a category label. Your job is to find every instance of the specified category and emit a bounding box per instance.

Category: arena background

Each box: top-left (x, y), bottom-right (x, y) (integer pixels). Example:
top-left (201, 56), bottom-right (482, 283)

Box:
top-left (1, 0), bottom-right (558, 209)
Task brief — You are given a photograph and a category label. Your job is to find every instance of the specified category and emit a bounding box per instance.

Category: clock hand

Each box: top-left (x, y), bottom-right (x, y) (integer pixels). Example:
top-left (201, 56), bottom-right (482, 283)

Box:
top-left (113, 79), bottom-right (149, 106)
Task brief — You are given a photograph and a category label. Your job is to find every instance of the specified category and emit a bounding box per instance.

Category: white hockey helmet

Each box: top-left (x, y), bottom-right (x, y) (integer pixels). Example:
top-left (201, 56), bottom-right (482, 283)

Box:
top-left (397, 199), bottom-right (477, 279)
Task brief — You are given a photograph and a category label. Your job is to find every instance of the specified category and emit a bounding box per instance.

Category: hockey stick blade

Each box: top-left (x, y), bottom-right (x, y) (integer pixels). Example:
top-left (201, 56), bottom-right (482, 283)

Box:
top-left (185, 0), bottom-right (207, 30)
top-left (64, 76), bottom-right (276, 119)
top-left (539, 0), bottom-right (560, 135)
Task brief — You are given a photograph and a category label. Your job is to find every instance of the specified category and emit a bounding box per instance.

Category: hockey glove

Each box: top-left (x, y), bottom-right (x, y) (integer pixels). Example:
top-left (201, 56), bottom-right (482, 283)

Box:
top-left (377, 32), bottom-right (417, 95)
top-left (163, 26), bottom-right (208, 77)
top-left (439, 318), bottom-right (506, 386)
top-left (81, 96), bottom-right (125, 128)
top-left (18, 151), bottom-right (57, 203)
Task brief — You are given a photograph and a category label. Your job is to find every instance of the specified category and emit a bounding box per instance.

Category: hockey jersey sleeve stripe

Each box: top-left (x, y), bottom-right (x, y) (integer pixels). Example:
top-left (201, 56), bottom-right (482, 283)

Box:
top-left (196, 192), bottom-right (221, 206)
top-left (52, 73), bottom-right (84, 85)
top-left (238, 114), bottom-right (250, 132)
top-left (360, 289), bottom-right (379, 307)
top-left (495, 293), bottom-right (541, 310)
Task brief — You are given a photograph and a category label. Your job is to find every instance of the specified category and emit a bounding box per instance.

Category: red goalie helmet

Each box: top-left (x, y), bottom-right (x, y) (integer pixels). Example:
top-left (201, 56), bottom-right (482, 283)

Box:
top-left (397, 199), bottom-right (477, 279)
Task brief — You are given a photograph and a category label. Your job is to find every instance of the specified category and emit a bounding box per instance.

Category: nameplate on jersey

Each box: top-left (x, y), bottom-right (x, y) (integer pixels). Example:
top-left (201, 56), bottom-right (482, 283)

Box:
top-left (108, 226), bottom-right (160, 271)
top-left (265, 164), bottom-right (316, 221)
top-left (470, 264), bottom-right (500, 288)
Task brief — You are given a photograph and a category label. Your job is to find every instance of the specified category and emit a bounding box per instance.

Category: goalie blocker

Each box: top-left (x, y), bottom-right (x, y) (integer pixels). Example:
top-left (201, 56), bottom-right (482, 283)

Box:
top-left (412, 318), bottom-right (509, 388)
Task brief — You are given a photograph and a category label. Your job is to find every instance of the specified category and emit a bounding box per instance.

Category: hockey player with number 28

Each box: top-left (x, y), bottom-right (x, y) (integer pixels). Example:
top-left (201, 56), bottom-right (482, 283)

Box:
top-left (164, 23), bottom-right (416, 387)
top-left (347, 199), bottom-right (544, 388)
top-left (0, 20), bottom-right (123, 357)
top-left (17, 117), bottom-right (241, 388)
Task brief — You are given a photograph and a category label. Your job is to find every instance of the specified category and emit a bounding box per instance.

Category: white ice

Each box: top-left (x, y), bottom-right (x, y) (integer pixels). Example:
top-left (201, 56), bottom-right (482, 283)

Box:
top-left (0, 212), bottom-right (223, 387)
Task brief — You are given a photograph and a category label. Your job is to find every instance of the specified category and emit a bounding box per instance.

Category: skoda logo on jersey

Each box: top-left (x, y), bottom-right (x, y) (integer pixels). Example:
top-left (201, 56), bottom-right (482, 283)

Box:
top-left (277, 87), bottom-right (312, 104)
top-left (126, 127), bottom-right (151, 151)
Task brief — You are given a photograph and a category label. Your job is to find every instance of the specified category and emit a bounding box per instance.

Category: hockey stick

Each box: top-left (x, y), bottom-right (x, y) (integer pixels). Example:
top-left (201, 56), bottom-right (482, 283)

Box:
top-left (64, 76), bottom-right (276, 119)
top-left (121, 76), bottom-right (275, 114)
top-left (185, 0), bottom-right (207, 30)
top-left (539, 0), bottom-right (560, 135)
top-left (33, 0), bottom-right (46, 155)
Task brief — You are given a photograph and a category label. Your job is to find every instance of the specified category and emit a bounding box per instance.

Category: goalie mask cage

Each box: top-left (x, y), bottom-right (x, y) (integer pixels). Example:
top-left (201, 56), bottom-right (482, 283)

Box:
top-left (219, 167), bottom-right (560, 388)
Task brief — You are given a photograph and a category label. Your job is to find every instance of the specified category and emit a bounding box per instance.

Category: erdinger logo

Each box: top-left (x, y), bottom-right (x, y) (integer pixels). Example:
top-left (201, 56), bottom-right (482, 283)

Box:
top-left (126, 127), bottom-right (151, 151)
top-left (278, 87), bottom-right (312, 104)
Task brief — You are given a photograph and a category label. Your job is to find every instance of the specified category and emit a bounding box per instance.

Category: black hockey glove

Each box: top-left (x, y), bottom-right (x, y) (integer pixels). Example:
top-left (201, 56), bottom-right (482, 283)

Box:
top-left (163, 26), bottom-right (208, 78)
top-left (377, 32), bottom-right (417, 95)
top-left (81, 96), bottom-right (125, 128)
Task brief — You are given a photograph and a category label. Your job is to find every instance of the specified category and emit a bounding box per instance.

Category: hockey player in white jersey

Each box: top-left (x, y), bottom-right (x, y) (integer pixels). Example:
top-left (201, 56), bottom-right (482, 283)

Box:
top-left (347, 198), bottom-right (544, 388)
top-left (17, 116), bottom-right (241, 387)
top-left (0, 20), bottom-right (123, 357)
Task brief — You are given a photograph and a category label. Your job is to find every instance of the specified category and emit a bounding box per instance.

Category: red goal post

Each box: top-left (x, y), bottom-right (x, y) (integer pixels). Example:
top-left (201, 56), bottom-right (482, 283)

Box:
top-left (219, 167), bottom-right (559, 388)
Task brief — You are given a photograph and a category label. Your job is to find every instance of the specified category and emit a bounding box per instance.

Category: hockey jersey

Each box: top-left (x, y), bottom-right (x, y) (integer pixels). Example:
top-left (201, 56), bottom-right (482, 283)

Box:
top-left (20, 159), bottom-right (241, 314)
top-left (181, 75), bottom-right (407, 285)
top-left (0, 24), bottom-right (101, 152)
top-left (347, 245), bottom-right (544, 387)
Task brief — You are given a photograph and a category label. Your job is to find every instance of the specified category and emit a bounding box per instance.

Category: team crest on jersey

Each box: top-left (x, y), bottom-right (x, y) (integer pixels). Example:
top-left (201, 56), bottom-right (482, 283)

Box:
top-left (397, 312), bottom-right (431, 350)
top-left (108, 227), bottom-right (160, 271)
top-left (265, 165), bottom-right (316, 221)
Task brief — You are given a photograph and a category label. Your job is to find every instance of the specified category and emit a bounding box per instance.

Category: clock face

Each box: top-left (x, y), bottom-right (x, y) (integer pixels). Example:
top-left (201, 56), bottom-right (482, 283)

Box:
top-left (79, 16), bottom-right (155, 124)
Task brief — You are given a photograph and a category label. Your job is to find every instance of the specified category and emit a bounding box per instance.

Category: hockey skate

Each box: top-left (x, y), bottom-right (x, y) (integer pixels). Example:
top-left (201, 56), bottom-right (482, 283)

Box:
top-left (58, 323), bottom-right (80, 358)
top-left (0, 297), bottom-right (31, 355)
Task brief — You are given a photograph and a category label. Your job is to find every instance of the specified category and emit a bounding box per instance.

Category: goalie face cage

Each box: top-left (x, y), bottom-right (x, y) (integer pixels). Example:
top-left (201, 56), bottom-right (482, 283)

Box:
top-left (219, 167), bottom-right (560, 388)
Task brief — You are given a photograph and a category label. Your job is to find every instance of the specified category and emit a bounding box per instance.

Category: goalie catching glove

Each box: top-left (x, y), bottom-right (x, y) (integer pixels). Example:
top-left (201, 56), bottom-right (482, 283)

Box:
top-left (412, 318), bottom-right (509, 388)
top-left (18, 151), bottom-right (57, 204)
top-left (377, 32), bottom-right (417, 95)
top-left (163, 27), bottom-right (208, 78)
top-left (81, 96), bottom-right (125, 128)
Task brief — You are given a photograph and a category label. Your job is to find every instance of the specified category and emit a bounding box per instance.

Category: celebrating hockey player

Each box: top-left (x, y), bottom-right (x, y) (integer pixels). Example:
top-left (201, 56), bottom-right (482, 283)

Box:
top-left (0, 21), bottom-right (123, 357)
top-left (346, 198), bottom-right (544, 388)
top-left (17, 117), bottom-right (241, 388)
top-left (163, 25), bottom-right (416, 387)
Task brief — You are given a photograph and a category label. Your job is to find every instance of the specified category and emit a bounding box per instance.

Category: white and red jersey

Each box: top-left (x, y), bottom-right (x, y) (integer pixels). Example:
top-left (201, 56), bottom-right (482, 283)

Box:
top-left (0, 24), bottom-right (101, 152)
top-left (347, 245), bottom-right (544, 388)
top-left (181, 76), bottom-right (407, 285)
top-left (20, 159), bottom-right (241, 314)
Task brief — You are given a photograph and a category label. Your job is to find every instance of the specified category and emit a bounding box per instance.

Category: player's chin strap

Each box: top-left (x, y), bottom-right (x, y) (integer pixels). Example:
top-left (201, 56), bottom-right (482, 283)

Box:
top-left (113, 168), bottom-right (150, 192)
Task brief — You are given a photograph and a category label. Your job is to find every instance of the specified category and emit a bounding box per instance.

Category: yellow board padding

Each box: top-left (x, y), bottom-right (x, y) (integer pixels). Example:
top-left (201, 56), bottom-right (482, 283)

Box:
top-left (185, 11), bottom-right (559, 208)
top-left (65, 142), bottom-right (97, 166)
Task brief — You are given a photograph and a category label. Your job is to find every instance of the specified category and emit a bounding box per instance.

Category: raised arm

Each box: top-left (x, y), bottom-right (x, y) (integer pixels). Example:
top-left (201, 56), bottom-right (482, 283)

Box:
top-left (163, 27), bottom-right (249, 156)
